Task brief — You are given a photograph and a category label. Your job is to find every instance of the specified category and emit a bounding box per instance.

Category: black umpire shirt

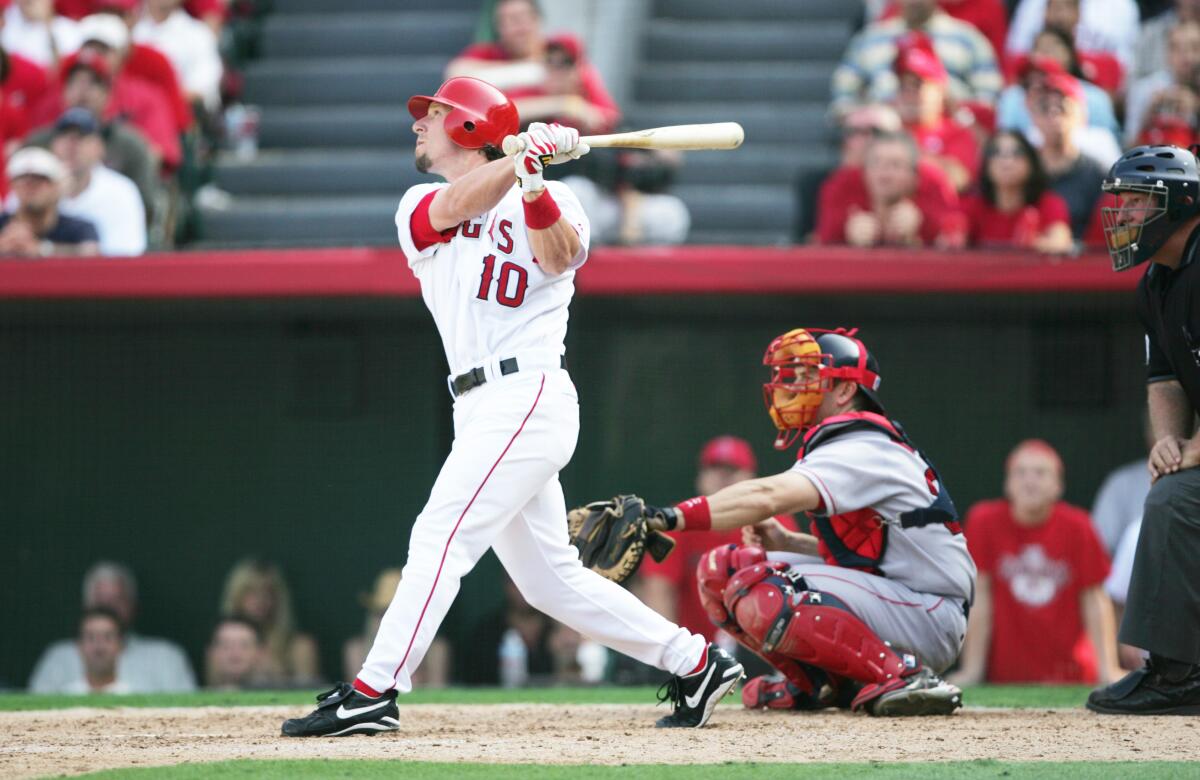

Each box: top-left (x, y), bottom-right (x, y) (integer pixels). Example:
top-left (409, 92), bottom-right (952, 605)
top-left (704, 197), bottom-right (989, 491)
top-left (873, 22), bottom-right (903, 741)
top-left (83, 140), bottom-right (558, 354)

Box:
top-left (1137, 222), bottom-right (1200, 410)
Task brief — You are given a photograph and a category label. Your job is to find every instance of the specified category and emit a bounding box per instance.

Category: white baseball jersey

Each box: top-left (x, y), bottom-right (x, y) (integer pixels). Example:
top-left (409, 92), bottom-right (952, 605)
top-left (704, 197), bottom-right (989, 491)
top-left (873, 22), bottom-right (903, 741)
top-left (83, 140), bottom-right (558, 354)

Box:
top-left (792, 429), bottom-right (977, 601)
top-left (395, 180), bottom-right (590, 377)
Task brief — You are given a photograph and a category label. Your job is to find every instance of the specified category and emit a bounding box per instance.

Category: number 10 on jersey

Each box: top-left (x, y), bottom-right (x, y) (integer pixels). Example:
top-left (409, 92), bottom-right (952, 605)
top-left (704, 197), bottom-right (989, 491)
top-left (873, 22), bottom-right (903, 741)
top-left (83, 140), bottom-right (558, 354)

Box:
top-left (476, 254), bottom-right (528, 308)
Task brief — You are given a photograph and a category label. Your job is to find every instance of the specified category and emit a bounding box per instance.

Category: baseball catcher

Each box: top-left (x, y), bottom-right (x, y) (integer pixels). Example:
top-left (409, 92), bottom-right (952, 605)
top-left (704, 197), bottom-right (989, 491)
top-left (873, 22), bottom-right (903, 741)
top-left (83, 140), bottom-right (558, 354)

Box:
top-left (575, 328), bottom-right (975, 716)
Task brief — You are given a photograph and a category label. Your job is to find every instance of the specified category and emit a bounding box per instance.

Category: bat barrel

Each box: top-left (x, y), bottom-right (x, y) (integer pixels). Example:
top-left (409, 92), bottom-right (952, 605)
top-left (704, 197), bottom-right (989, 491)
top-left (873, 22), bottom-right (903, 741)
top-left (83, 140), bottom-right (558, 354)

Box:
top-left (501, 123), bottom-right (744, 156)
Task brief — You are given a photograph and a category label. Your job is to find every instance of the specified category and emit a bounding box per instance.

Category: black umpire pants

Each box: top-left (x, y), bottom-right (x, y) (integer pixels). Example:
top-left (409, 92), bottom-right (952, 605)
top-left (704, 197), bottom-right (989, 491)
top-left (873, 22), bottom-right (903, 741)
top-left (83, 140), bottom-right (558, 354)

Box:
top-left (1120, 467), bottom-right (1200, 664)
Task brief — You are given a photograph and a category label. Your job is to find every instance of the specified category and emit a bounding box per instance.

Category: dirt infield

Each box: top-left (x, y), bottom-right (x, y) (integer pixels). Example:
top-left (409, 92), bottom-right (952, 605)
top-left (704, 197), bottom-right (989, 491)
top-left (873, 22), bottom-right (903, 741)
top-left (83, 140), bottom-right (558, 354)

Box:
top-left (2, 704), bottom-right (1197, 777)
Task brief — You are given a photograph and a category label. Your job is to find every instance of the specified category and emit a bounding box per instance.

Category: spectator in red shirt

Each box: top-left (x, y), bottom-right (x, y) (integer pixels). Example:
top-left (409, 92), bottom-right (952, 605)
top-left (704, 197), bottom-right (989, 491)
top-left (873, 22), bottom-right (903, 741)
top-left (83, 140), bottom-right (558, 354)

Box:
top-left (637, 436), bottom-right (795, 643)
top-left (892, 34), bottom-right (980, 192)
top-left (951, 440), bottom-right (1123, 685)
top-left (68, 13), bottom-right (184, 169)
top-left (445, 0), bottom-right (619, 134)
top-left (963, 129), bottom-right (1072, 251)
top-left (816, 130), bottom-right (965, 248)
top-left (82, 7), bottom-right (192, 132)
top-left (25, 50), bottom-right (162, 217)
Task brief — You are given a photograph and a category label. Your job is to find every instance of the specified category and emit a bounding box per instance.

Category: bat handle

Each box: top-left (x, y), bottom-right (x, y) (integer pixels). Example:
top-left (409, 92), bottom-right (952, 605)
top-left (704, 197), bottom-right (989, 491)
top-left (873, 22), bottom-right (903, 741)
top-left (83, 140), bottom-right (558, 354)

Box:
top-left (501, 134), bottom-right (525, 156)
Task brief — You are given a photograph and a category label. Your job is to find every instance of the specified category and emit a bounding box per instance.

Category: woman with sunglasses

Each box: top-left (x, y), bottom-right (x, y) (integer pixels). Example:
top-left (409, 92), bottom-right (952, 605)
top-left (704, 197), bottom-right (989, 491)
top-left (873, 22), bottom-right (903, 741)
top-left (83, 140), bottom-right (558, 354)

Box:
top-left (963, 129), bottom-right (1073, 253)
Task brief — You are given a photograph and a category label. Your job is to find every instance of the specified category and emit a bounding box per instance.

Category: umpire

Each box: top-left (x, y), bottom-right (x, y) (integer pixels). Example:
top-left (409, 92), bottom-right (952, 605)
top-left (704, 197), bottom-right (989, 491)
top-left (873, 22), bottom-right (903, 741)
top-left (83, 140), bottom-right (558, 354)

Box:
top-left (1088, 144), bottom-right (1200, 715)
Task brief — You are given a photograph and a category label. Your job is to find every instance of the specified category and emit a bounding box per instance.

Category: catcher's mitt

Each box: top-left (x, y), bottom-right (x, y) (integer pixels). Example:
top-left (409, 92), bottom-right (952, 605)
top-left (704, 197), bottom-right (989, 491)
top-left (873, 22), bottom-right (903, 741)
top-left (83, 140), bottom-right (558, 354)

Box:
top-left (567, 494), bottom-right (676, 583)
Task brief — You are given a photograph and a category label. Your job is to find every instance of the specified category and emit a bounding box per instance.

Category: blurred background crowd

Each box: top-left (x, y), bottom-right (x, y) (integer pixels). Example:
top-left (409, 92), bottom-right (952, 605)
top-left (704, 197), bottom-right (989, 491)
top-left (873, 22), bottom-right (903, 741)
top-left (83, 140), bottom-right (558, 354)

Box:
top-left (2, 0), bottom-right (1196, 256)
top-left (23, 432), bottom-right (1148, 693)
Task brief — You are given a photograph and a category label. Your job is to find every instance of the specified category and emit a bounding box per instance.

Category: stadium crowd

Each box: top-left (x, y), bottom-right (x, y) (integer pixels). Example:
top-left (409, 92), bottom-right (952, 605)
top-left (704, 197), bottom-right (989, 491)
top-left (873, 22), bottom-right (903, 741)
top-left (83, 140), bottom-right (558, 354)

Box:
top-left (0, 0), bottom-right (262, 256)
top-left (2, 0), bottom-right (1196, 255)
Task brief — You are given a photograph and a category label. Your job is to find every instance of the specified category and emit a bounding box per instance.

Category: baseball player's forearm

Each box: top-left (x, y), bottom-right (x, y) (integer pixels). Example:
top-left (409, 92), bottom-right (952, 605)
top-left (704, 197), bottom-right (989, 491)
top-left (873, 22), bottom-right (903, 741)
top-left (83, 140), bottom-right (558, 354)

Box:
top-left (525, 190), bottom-right (580, 276)
top-left (428, 157), bottom-right (515, 232)
top-left (679, 471), bottom-right (820, 533)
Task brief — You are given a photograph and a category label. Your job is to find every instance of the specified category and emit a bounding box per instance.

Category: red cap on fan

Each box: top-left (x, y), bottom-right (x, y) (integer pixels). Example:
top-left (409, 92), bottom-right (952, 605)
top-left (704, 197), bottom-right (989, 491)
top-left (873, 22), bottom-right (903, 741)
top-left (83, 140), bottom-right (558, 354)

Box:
top-left (1043, 71), bottom-right (1084, 103)
top-left (699, 436), bottom-right (757, 472)
top-left (894, 39), bottom-right (947, 84)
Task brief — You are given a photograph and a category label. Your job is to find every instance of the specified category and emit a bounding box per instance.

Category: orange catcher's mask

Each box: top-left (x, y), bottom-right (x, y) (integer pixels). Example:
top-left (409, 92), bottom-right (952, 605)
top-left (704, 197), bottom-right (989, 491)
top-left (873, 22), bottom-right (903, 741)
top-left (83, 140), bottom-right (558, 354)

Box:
top-left (762, 327), bottom-right (883, 450)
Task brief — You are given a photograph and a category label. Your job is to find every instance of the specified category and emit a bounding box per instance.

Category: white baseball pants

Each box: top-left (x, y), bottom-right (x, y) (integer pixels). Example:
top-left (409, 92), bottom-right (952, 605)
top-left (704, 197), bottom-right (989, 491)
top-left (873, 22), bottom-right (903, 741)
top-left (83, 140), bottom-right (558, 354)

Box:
top-left (357, 368), bottom-right (707, 693)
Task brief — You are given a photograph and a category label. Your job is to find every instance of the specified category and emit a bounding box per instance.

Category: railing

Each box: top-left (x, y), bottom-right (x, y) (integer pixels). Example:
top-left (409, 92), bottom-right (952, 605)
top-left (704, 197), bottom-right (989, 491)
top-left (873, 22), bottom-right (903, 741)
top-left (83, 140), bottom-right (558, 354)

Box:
top-left (0, 246), bottom-right (1134, 299)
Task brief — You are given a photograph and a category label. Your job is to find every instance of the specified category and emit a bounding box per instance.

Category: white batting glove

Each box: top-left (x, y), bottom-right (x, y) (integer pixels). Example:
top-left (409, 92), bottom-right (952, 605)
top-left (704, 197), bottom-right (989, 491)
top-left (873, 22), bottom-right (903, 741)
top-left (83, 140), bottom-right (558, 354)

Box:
top-left (531, 122), bottom-right (590, 164)
top-left (513, 125), bottom-right (557, 192)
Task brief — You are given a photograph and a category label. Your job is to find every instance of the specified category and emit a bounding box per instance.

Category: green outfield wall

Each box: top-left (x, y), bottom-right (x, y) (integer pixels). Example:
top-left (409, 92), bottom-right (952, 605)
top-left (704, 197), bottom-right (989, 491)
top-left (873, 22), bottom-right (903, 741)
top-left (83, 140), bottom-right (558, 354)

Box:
top-left (0, 291), bottom-right (1145, 687)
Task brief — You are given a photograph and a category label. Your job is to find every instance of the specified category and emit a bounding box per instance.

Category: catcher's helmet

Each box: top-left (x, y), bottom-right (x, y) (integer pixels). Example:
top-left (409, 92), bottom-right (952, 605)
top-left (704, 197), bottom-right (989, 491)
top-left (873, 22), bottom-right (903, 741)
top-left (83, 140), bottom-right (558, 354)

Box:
top-left (1101, 145), bottom-right (1200, 271)
top-left (762, 328), bottom-right (883, 450)
top-left (407, 77), bottom-right (520, 151)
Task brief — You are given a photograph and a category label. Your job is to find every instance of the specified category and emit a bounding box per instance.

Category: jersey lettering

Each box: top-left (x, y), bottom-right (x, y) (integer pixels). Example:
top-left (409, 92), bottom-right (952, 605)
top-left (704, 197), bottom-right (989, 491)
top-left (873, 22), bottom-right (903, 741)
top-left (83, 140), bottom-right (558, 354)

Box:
top-left (476, 253), bottom-right (529, 308)
top-left (460, 218), bottom-right (482, 239)
top-left (496, 219), bottom-right (514, 254)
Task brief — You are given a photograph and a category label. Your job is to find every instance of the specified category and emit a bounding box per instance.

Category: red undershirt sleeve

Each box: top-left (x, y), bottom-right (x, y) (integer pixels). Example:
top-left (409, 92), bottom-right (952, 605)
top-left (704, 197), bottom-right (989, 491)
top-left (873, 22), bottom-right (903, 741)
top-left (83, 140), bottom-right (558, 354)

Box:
top-left (410, 190), bottom-right (457, 251)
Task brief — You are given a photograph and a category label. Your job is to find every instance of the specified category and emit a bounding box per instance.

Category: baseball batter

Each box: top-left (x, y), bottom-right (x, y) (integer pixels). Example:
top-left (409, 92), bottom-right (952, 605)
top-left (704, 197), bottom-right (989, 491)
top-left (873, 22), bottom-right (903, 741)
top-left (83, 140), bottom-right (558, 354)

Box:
top-left (282, 77), bottom-right (741, 737)
top-left (643, 328), bottom-right (974, 715)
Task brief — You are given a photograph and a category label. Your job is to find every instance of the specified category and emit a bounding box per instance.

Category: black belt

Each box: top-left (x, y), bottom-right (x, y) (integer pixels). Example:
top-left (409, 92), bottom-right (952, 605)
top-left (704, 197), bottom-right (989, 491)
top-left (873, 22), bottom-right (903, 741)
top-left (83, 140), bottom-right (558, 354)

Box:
top-left (451, 355), bottom-right (567, 397)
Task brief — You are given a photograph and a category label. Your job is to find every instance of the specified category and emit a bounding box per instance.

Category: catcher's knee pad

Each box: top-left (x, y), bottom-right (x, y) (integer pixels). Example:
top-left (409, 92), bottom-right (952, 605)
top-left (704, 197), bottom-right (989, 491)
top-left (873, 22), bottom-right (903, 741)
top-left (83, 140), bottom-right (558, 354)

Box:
top-left (696, 543), bottom-right (767, 629)
top-left (722, 564), bottom-right (917, 687)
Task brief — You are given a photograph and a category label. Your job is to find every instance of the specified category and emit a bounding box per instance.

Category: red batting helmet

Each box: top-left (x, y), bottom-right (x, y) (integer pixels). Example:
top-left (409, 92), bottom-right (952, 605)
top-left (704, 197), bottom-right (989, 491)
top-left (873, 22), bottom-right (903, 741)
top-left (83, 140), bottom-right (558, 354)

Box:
top-left (407, 77), bottom-right (520, 150)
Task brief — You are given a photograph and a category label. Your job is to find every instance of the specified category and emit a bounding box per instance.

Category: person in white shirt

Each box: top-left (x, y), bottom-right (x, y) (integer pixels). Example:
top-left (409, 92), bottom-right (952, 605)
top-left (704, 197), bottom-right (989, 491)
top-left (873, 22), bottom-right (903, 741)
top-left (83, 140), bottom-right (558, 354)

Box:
top-left (132, 0), bottom-right (223, 111)
top-left (28, 561), bottom-right (196, 693)
top-left (1092, 458), bottom-right (1152, 552)
top-left (1123, 22), bottom-right (1200, 147)
top-left (49, 108), bottom-right (147, 256)
top-left (1, 0), bottom-right (81, 67)
top-left (57, 608), bottom-right (131, 695)
top-left (1006, 0), bottom-right (1139, 70)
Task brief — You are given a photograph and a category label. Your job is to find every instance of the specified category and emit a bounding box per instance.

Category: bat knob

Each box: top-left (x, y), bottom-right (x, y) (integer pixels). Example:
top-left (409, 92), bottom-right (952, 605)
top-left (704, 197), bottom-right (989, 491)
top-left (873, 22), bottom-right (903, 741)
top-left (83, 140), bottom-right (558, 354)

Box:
top-left (501, 135), bottom-right (524, 156)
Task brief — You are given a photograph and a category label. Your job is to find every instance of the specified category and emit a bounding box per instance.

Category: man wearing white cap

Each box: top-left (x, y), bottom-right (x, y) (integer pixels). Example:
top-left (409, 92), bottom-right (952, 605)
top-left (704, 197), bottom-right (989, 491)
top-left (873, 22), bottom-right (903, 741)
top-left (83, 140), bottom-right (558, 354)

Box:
top-left (0, 146), bottom-right (98, 257)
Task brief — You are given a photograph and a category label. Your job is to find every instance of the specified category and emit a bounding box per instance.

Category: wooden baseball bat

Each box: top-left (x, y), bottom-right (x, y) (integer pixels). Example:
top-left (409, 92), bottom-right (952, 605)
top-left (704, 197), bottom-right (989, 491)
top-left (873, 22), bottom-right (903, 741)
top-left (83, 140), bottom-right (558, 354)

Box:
top-left (501, 122), bottom-right (745, 156)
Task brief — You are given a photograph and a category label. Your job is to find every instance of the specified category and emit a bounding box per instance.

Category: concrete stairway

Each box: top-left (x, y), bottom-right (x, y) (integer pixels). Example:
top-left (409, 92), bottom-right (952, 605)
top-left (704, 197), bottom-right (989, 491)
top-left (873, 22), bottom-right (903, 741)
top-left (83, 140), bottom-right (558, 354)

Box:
top-left (199, 0), bottom-right (856, 248)
top-left (200, 0), bottom-right (474, 248)
top-left (632, 0), bottom-right (857, 244)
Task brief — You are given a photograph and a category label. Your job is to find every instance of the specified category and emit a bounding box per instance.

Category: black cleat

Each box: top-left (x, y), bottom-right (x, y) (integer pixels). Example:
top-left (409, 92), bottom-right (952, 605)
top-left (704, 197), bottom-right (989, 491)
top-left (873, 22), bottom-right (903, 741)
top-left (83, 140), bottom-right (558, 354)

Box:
top-left (281, 682), bottom-right (400, 737)
top-left (655, 644), bottom-right (744, 728)
top-left (1087, 656), bottom-right (1200, 716)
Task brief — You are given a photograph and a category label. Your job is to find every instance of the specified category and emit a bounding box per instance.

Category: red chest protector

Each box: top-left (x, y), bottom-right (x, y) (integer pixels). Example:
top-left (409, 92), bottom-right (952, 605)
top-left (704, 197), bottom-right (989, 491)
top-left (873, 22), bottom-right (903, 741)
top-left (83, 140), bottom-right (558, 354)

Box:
top-left (798, 412), bottom-right (960, 574)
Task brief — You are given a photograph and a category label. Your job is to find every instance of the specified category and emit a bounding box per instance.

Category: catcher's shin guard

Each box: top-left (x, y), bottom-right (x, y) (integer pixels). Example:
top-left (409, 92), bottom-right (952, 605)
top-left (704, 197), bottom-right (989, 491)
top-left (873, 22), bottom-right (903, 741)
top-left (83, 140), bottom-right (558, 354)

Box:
top-left (722, 563), bottom-right (919, 699)
top-left (697, 545), bottom-right (830, 702)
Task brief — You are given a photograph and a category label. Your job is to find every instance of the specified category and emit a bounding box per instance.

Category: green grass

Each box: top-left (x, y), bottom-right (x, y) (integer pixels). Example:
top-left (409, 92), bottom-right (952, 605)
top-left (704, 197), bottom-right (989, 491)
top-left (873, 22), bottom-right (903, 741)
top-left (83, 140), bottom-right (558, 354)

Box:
top-left (79, 761), bottom-right (1200, 779)
top-left (0, 684), bottom-right (1094, 712)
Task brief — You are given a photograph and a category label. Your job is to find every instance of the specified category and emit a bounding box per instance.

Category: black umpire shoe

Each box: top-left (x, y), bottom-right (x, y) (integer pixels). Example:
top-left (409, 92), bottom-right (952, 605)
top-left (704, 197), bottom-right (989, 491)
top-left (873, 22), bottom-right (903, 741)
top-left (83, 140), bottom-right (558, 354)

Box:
top-left (1086, 655), bottom-right (1200, 716)
top-left (281, 682), bottom-right (400, 737)
top-left (655, 644), bottom-right (744, 728)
